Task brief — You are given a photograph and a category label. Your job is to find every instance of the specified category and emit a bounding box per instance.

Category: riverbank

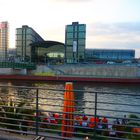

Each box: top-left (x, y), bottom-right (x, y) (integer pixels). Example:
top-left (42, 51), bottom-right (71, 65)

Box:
top-left (1, 74), bottom-right (140, 83)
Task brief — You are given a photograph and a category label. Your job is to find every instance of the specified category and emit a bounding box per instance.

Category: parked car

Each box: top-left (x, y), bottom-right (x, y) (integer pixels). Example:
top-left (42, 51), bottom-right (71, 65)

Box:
top-left (122, 60), bottom-right (132, 64)
top-left (107, 61), bottom-right (115, 64)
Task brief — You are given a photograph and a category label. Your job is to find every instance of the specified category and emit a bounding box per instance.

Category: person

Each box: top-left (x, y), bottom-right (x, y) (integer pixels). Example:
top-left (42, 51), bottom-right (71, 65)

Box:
top-left (88, 117), bottom-right (95, 129)
top-left (96, 119), bottom-right (103, 134)
top-left (82, 122), bottom-right (88, 134)
top-left (98, 119), bottom-right (103, 129)
top-left (49, 113), bottom-right (57, 124)
top-left (21, 117), bottom-right (28, 135)
top-left (74, 115), bottom-right (81, 126)
top-left (116, 118), bottom-right (120, 124)
top-left (102, 117), bottom-right (108, 129)
top-left (109, 127), bottom-right (116, 137)
top-left (82, 115), bottom-right (88, 121)
top-left (82, 120), bottom-right (88, 127)
top-left (121, 115), bottom-right (127, 125)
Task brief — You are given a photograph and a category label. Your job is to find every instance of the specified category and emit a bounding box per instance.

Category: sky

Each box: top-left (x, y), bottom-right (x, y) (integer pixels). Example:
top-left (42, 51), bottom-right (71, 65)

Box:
top-left (1, 0), bottom-right (140, 57)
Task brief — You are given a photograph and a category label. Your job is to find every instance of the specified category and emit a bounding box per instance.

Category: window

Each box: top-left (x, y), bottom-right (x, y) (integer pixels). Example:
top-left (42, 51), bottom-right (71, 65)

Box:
top-left (27, 28), bottom-right (33, 34)
top-left (79, 25), bottom-right (85, 31)
top-left (16, 29), bottom-right (22, 34)
top-left (74, 26), bottom-right (77, 32)
top-left (67, 33), bottom-right (73, 38)
top-left (16, 40), bottom-right (22, 46)
top-left (78, 32), bottom-right (85, 38)
top-left (26, 34), bottom-right (33, 40)
top-left (78, 39), bottom-right (85, 45)
top-left (16, 35), bottom-right (22, 40)
top-left (67, 26), bottom-right (73, 32)
top-left (66, 39), bottom-right (73, 45)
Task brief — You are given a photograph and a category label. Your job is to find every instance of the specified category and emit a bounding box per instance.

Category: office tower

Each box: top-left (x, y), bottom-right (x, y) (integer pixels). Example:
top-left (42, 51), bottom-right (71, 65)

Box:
top-left (0, 21), bottom-right (9, 59)
top-left (16, 25), bottom-right (44, 62)
top-left (65, 22), bottom-right (86, 63)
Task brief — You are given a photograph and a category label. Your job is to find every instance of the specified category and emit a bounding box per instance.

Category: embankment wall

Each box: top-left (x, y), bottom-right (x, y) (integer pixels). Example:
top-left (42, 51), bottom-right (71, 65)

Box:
top-left (51, 64), bottom-right (140, 78)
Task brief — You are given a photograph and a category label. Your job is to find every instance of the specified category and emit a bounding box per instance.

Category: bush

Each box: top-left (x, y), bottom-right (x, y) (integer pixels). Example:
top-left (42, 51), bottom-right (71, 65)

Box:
top-left (34, 72), bottom-right (55, 76)
top-left (129, 114), bottom-right (139, 119)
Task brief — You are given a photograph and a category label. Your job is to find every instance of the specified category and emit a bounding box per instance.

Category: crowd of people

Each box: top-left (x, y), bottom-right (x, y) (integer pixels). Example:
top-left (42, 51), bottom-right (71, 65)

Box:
top-left (20, 112), bottom-right (140, 139)
top-left (73, 114), bottom-right (129, 137)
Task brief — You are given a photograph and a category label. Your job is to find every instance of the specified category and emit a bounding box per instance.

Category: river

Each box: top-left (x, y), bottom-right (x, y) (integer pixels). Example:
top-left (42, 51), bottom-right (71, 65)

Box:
top-left (0, 80), bottom-right (140, 118)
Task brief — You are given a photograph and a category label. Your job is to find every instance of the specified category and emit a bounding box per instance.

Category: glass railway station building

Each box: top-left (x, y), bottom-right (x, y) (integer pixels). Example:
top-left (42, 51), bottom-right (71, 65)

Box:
top-left (30, 41), bottom-right (64, 64)
top-left (85, 49), bottom-right (135, 61)
top-left (16, 24), bottom-right (135, 64)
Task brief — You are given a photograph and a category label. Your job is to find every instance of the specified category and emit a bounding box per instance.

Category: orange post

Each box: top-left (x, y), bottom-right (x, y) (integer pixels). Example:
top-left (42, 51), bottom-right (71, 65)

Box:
top-left (61, 82), bottom-right (75, 138)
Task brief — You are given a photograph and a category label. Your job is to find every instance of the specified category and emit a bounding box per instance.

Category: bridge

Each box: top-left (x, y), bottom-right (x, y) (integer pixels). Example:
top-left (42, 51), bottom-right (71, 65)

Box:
top-left (0, 61), bottom-right (36, 70)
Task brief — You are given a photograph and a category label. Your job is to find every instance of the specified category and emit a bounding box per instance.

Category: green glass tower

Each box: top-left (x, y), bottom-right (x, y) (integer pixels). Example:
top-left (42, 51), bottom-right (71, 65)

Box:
top-left (16, 25), bottom-right (44, 62)
top-left (65, 22), bottom-right (86, 63)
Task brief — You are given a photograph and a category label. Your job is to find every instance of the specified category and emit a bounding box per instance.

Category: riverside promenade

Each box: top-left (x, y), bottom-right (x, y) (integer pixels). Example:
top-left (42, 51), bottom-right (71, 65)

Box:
top-left (0, 84), bottom-right (139, 140)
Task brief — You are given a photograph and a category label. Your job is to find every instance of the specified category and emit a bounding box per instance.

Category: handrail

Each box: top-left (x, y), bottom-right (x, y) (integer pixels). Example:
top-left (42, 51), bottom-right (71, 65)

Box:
top-left (0, 85), bottom-right (139, 140)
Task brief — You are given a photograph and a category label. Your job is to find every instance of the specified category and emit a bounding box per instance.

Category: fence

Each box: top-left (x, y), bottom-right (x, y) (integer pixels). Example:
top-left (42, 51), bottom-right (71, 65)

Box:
top-left (0, 84), bottom-right (140, 140)
top-left (0, 62), bottom-right (36, 69)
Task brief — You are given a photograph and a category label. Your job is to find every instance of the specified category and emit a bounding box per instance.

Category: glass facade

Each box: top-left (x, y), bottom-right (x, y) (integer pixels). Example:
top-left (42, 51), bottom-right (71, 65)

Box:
top-left (0, 21), bottom-right (9, 59)
top-left (16, 25), bottom-right (44, 62)
top-left (65, 22), bottom-right (86, 63)
top-left (85, 49), bottom-right (135, 60)
top-left (30, 41), bottom-right (64, 64)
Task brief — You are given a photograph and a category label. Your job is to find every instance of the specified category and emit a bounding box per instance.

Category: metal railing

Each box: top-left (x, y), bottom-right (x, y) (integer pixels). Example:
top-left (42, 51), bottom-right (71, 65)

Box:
top-left (0, 84), bottom-right (140, 140)
top-left (0, 62), bottom-right (36, 69)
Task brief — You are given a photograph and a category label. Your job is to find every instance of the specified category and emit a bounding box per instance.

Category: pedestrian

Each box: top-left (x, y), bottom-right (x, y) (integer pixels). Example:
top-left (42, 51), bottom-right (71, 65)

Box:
top-left (21, 117), bottom-right (28, 135)
top-left (82, 115), bottom-right (88, 121)
top-left (121, 115), bottom-right (127, 125)
top-left (102, 117), bottom-right (108, 129)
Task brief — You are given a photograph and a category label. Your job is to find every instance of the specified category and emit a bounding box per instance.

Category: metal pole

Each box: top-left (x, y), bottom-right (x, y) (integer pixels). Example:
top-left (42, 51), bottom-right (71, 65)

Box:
top-left (36, 89), bottom-right (39, 136)
top-left (94, 92), bottom-right (97, 138)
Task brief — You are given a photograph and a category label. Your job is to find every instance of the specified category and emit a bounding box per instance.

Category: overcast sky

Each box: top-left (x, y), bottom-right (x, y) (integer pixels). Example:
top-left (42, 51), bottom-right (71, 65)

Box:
top-left (1, 0), bottom-right (140, 57)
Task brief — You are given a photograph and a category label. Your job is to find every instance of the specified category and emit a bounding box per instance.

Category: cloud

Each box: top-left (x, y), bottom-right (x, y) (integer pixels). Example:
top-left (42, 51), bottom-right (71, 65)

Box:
top-left (88, 22), bottom-right (140, 36)
top-left (50, 0), bottom-right (92, 2)
top-left (87, 22), bottom-right (140, 57)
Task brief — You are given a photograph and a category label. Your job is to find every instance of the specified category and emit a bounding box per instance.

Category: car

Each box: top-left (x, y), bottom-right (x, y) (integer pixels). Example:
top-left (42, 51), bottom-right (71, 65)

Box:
top-left (122, 60), bottom-right (132, 64)
top-left (107, 61), bottom-right (115, 64)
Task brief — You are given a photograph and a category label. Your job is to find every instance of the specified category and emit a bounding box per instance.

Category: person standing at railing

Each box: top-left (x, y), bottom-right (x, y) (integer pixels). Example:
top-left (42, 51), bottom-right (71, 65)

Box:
top-left (121, 115), bottom-right (128, 125)
top-left (82, 114), bottom-right (88, 121)
top-left (102, 117), bottom-right (108, 129)
top-left (21, 117), bottom-right (28, 135)
top-left (97, 119), bottom-right (103, 134)
top-left (88, 117), bottom-right (95, 129)
top-left (74, 115), bottom-right (81, 126)
top-left (81, 115), bottom-right (88, 133)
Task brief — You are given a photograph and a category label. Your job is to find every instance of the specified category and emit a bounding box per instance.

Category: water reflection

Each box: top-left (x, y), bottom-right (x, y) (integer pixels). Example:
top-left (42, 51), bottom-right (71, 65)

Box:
top-left (0, 81), bottom-right (140, 118)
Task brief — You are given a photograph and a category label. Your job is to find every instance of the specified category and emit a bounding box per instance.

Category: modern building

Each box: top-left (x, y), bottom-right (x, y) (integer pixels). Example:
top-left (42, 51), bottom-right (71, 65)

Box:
top-left (0, 21), bottom-right (9, 59)
top-left (65, 22), bottom-right (86, 63)
top-left (85, 49), bottom-right (135, 61)
top-left (16, 25), bottom-right (44, 62)
top-left (30, 41), bottom-right (65, 64)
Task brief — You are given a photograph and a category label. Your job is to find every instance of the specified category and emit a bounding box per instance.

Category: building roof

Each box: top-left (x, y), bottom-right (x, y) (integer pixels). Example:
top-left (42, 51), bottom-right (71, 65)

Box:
top-left (30, 41), bottom-right (64, 48)
top-left (86, 48), bottom-right (135, 52)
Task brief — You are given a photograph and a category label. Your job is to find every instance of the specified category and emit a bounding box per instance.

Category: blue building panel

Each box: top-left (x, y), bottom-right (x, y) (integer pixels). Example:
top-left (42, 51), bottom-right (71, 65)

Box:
top-left (85, 49), bottom-right (135, 60)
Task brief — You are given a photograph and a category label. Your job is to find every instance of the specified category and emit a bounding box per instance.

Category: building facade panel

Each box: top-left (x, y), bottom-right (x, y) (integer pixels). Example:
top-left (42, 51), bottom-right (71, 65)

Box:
top-left (30, 41), bottom-right (64, 64)
top-left (16, 25), bottom-right (44, 62)
top-left (85, 49), bottom-right (135, 61)
top-left (65, 22), bottom-right (86, 63)
top-left (0, 21), bottom-right (9, 59)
